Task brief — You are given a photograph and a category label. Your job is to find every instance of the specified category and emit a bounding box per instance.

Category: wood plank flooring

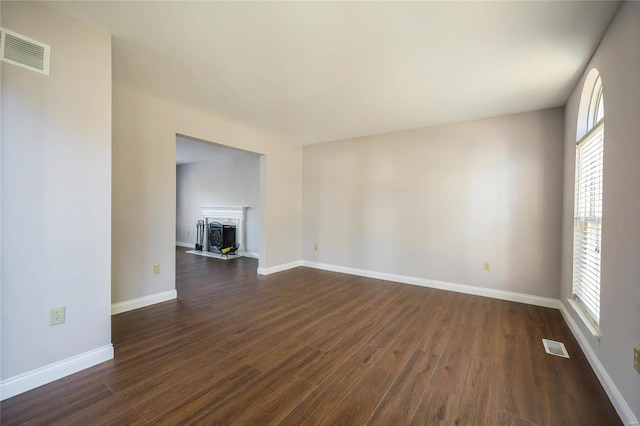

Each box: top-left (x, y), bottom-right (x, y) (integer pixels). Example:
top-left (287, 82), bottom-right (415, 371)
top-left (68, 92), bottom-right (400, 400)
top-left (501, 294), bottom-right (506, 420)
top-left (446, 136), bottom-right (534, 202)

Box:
top-left (1, 247), bottom-right (621, 425)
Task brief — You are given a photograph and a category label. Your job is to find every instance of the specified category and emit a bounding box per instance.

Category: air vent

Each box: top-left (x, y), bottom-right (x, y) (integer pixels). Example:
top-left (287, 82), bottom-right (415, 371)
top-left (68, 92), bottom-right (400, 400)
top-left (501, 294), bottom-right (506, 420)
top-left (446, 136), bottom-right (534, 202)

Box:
top-left (0, 27), bottom-right (50, 76)
top-left (542, 339), bottom-right (570, 358)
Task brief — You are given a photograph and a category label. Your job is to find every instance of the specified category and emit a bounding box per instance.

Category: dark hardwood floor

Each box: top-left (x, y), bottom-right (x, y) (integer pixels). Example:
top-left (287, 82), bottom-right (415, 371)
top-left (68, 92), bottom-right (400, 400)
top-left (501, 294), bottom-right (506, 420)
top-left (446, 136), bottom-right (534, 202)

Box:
top-left (1, 247), bottom-right (621, 425)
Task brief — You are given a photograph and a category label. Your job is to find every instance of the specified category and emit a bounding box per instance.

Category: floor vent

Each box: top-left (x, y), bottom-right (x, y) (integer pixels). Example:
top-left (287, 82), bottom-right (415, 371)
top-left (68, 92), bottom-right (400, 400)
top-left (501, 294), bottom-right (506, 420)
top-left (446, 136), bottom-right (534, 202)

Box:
top-left (542, 339), bottom-right (570, 358)
top-left (0, 27), bottom-right (50, 76)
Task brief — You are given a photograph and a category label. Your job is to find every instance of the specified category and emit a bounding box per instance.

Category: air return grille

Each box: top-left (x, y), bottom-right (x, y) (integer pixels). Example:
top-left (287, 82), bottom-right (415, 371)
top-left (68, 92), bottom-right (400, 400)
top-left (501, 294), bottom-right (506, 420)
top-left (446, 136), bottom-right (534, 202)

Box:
top-left (542, 339), bottom-right (570, 359)
top-left (0, 27), bottom-right (50, 75)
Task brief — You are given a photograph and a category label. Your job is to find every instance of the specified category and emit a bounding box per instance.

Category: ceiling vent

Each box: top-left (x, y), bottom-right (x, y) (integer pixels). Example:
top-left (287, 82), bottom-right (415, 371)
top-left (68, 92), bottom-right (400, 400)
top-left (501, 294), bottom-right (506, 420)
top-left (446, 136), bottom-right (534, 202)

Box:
top-left (0, 27), bottom-right (50, 76)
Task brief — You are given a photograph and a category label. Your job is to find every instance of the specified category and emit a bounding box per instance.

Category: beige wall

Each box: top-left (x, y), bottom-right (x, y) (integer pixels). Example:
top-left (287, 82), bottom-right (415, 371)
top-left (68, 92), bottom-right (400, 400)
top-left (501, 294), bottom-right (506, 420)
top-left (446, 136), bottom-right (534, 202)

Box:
top-left (1, 2), bottom-right (112, 379)
top-left (112, 84), bottom-right (302, 303)
top-left (303, 108), bottom-right (564, 299)
top-left (560, 2), bottom-right (640, 419)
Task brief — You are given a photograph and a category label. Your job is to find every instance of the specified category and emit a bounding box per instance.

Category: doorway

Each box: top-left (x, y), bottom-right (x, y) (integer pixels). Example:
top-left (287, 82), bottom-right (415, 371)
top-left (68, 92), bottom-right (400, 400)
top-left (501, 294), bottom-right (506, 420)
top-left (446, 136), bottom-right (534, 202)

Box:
top-left (175, 134), bottom-right (263, 269)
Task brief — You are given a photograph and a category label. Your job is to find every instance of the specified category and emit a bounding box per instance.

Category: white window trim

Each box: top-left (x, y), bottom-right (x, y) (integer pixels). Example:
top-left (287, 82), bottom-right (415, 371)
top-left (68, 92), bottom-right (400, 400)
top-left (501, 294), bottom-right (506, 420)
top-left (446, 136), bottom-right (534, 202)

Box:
top-left (567, 298), bottom-right (601, 341)
top-left (572, 116), bottom-right (604, 332)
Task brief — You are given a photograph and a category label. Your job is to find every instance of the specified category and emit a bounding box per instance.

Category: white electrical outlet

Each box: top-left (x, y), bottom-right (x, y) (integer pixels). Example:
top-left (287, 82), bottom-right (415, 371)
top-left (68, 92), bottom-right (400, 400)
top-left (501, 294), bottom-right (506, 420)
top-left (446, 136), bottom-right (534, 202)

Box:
top-left (153, 264), bottom-right (161, 274)
top-left (50, 306), bottom-right (66, 326)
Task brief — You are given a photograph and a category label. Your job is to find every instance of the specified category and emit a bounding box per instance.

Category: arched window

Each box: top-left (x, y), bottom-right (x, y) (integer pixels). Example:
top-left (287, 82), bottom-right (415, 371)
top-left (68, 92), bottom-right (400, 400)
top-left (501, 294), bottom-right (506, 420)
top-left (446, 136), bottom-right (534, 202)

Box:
top-left (572, 69), bottom-right (604, 329)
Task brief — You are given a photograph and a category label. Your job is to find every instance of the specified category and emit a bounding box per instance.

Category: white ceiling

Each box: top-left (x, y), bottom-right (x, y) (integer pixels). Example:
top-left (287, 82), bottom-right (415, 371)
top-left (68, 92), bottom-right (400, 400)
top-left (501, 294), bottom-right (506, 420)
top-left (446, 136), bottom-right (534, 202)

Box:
top-left (47, 1), bottom-right (619, 145)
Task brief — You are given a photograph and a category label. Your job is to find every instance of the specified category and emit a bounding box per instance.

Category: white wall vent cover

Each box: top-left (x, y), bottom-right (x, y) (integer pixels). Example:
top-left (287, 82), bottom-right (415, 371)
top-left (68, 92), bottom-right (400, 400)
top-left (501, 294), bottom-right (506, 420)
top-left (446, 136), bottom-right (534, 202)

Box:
top-left (542, 339), bottom-right (570, 358)
top-left (0, 27), bottom-right (50, 76)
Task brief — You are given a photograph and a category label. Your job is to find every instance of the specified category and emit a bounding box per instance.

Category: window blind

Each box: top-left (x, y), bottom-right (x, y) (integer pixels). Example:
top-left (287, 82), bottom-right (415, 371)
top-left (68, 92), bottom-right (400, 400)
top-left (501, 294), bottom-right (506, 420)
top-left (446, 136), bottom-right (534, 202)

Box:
top-left (573, 120), bottom-right (604, 326)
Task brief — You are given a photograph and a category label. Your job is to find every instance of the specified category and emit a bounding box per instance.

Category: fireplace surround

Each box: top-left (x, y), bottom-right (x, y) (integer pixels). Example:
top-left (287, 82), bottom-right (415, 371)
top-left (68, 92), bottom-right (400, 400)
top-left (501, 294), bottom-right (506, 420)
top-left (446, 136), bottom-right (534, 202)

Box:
top-left (187, 206), bottom-right (247, 259)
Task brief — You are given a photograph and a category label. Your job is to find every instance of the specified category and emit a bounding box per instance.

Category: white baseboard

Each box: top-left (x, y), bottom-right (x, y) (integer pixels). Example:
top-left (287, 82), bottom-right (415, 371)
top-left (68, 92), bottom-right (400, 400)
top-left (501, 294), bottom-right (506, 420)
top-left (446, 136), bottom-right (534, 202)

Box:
top-left (559, 304), bottom-right (638, 425)
top-left (299, 260), bottom-right (561, 309)
top-left (257, 260), bottom-right (302, 276)
top-left (176, 241), bottom-right (193, 249)
top-left (0, 344), bottom-right (114, 401)
top-left (244, 251), bottom-right (259, 259)
top-left (111, 289), bottom-right (178, 315)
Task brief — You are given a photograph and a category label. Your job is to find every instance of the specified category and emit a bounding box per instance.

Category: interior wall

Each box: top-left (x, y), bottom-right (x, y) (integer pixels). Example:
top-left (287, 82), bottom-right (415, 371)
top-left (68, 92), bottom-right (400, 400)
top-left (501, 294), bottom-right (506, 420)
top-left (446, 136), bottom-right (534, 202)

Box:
top-left (303, 108), bottom-right (564, 299)
top-left (176, 153), bottom-right (261, 254)
top-left (560, 2), bottom-right (639, 419)
top-left (112, 84), bottom-right (302, 304)
top-left (1, 1), bottom-right (112, 379)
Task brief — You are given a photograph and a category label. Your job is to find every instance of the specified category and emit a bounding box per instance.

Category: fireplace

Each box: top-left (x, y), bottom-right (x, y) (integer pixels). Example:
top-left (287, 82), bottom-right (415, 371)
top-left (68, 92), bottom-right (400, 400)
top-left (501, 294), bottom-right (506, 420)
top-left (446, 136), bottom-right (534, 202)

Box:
top-left (198, 206), bottom-right (247, 258)
top-left (207, 222), bottom-right (237, 253)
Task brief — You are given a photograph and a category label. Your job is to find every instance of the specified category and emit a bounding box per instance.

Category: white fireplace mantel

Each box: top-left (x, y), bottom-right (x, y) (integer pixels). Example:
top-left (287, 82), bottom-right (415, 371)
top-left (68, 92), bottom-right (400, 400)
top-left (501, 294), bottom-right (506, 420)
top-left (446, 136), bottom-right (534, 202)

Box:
top-left (201, 206), bottom-right (246, 221)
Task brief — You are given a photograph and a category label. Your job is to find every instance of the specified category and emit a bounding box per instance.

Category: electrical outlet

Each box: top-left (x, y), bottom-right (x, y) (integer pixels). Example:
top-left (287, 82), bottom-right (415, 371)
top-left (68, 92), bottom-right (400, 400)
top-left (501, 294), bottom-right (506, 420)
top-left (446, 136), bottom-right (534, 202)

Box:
top-left (153, 264), bottom-right (161, 274)
top-left (50, 306), bottom-right (66, 326)
top-left (314, 243), bottom-right (318, 251)
top-left (187, 230), bottom-right (190, 236)
top-left (634, 346), bottom-right (640, 374)
top-left (484, 262), bottom-right (491, 271)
